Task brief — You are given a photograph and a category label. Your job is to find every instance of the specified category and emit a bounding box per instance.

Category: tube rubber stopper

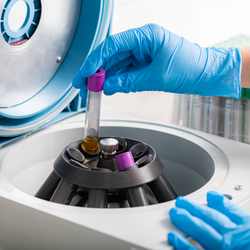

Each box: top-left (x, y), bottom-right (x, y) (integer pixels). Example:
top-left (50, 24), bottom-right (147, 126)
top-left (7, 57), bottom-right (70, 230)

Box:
top-left (115, 152), bottom-right (135, 171)
top-left (86, 68), bottom-right (105, 92)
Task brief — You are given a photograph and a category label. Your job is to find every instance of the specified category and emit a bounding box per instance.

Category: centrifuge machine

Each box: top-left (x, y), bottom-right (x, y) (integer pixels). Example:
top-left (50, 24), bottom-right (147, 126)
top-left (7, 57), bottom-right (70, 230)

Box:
top-left (1, 1), bottom-right (250, 250)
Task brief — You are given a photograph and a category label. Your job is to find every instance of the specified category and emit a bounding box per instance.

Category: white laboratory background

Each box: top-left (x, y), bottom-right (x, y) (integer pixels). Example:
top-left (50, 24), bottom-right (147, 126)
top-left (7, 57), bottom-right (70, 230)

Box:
top-left (103, 0), bottom-right (250, 123)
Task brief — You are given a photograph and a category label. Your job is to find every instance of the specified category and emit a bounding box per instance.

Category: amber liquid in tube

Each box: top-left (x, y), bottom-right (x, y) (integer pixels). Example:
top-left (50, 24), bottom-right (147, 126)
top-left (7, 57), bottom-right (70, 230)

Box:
top-left (81, 90), bottom-right (101, 154)
top-left (82, 136), bottom-right (99, 153)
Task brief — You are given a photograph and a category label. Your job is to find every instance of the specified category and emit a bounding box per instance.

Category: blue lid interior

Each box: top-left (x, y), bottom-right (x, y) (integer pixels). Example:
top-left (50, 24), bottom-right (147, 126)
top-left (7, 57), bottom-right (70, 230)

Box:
top-left (0, 0), bottom-right (113, 139)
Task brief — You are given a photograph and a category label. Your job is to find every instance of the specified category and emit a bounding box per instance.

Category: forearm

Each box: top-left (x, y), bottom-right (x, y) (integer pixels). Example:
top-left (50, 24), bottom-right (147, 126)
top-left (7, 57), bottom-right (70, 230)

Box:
top-left (240, 47), bottom-right (250, 88)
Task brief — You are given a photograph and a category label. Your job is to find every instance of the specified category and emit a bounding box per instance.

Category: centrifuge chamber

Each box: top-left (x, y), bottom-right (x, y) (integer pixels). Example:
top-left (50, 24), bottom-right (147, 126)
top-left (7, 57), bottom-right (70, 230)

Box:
top-left (1, 108), bottom-right (250, 250)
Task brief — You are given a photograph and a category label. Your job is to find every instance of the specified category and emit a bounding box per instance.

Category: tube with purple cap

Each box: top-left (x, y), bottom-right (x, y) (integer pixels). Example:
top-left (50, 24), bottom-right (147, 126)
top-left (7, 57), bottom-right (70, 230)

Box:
top-left (115, 152), bottom-right (149, 207)
top-left (81, 68), bottom-right (105, 154)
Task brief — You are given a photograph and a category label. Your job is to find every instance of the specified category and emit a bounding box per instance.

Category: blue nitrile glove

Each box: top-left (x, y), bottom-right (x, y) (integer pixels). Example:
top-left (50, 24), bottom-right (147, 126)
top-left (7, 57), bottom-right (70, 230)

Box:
top-left (168, 191), bottom-right (250, 250)
top-left (72, 24), bottom-right (241, 99)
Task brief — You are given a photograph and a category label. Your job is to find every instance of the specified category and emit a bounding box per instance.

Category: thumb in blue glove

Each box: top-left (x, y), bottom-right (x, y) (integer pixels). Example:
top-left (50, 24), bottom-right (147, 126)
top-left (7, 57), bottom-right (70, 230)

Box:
top-left (72, 24), bottom-right (241, 99)
top-left (168, 191), bottom-right (250, 250)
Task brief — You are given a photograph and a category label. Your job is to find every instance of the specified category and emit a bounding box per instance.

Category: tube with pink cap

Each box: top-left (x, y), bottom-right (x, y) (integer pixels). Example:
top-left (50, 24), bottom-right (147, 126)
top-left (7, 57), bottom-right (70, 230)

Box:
top-left (81, 68), bottom-right (105, 154)
top-left (115, 152), bottom-right (149, 207)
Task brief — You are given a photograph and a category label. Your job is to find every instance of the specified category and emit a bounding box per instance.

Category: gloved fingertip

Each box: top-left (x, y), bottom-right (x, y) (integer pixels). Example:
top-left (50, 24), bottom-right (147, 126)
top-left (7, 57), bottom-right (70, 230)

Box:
top-left (169, 207), bottom-right (188, 219)
top-left (207, 191), bottom-right (224, 206)
top-left (167, 231), bottom-right (176, 245)
top-left (169, 207), bottom-right (178, 216)
top-left (72, 71), bottom-right (87, 89)
top-left (175, 196), bottom-right (185, 206)
top-left (80, 88), bottom-right (87, 100)
top-left (175, 196), bottom-right (197, 211)
top-left (207, 191), bottom-right (221, 197)
top-left (168, 231), bottom-right (196, 249)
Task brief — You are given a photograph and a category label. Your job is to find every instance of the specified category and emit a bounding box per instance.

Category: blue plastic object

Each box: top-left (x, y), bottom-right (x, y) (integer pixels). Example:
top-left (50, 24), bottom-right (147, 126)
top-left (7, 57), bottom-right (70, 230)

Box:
top-left (168, 191), bottom-right (250, 250)
top-left (73, 24), bottom-right (241, 99)
top-left (1, 0), bottom-right (41, 44)
top-left (0, 94), bottom-right (86, 147)
top-left (0, 0), bottom-right (113, 140)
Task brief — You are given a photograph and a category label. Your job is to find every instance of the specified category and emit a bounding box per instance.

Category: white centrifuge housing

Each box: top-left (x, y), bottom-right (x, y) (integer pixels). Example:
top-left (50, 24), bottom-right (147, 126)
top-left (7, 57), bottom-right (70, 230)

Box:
top-left (1, 109), bottom-right (250, 250)
top-left (1, 1), bottom-right (250, 250)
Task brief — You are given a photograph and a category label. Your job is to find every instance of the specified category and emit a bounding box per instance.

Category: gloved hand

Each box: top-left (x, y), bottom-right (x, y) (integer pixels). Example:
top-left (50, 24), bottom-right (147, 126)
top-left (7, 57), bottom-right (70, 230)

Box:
top-left (72, 24), bottom-right (241, 99)
top-left (168, 191), bottom-right (250, 250)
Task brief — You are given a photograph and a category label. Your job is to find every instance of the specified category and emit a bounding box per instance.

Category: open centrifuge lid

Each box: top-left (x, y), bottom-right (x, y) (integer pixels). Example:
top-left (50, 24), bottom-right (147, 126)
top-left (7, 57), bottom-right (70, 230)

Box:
top-left (0, 0), bottom-right (113, 138)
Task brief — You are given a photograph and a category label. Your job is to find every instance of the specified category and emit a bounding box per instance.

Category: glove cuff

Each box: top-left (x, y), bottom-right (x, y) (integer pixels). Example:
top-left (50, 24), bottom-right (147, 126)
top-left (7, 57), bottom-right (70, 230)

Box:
top-left (197, 47), bottom-right (242, 99)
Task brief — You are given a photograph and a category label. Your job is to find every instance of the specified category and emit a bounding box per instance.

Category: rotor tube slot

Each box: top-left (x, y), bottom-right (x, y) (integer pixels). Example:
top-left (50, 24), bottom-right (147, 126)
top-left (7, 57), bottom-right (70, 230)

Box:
top-left (70, 188), bottom-right (88, 207)
top-left (70, 194), bottom-right (88, 207)
top-left (125, 186), bottom-right (149, 207)
top-left (88, 189), bottom-right (108, 208)
top-left (147, 174), bottom-right (177, 202)
top-left (50, 179), bottom-right (78, 205)
top-left (34, 170), bottom-right (61, 201)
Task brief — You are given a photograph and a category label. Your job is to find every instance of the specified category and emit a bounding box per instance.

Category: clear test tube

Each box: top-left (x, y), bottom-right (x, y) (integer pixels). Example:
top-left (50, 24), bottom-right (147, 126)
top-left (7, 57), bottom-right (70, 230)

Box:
top-left (224, 97), bottom-right (234, 140)
top-left (203, 96), bottom-right (213, 134)
top-left (244, 89), bottom-right (250, 144)
top-left (190, 95), bottom-right (203, 131)
top-left (180, 94), bottom-right (191, 128)
top-left (81, 68), bottom-right (105, 154)
top-left (212, 96), bottom-right (224, 137)
top-left (233, 88), bottom-right (245, 142)
top-left (172, 94), bottom-right (181, 125)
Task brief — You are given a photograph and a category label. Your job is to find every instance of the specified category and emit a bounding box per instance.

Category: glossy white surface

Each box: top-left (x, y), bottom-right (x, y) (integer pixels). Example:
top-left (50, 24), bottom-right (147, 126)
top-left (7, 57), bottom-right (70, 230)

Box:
top-left (0, 108), bottom-right (250, 249)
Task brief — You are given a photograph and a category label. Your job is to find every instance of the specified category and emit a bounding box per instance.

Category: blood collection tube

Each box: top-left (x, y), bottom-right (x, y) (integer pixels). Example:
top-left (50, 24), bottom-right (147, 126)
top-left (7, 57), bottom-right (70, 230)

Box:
top-left (203, 96), bottom-right (213, 133)
top-left (115, 152), bottom-right (149, 207)
top-left (224, 97), bottom-right (234, 139)
top-left (212, 96), bottom-right (224, 137)
top-left (244, 89), bottom-right (250, 144)
top-left (191, 95), bottom-right (203, 131)
top-left (203, 96), bottom-right (224, 136)
top-left (172, 94), bottom-right (181, 125)
top-left (233, 89), bottom-right (245, 142)
top-left (181, 94), bottom-right (191, 128)
top-left (81, 68), bottom-right (105, 154)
